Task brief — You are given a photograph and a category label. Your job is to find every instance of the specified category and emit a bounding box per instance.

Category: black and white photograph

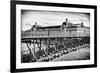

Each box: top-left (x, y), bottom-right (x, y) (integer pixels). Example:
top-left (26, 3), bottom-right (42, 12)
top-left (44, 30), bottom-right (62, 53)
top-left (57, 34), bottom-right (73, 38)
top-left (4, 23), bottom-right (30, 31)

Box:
top-left (21, 10), bottom-right (90, 63)
top-left (11, 1), bottom-right (97, 72)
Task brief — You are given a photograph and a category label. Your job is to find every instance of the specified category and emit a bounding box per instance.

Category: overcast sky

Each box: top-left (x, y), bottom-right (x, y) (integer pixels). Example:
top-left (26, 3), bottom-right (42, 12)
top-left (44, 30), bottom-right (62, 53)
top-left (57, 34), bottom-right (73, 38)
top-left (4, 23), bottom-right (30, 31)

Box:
top-left (21, 10), bottom-right (90, 31)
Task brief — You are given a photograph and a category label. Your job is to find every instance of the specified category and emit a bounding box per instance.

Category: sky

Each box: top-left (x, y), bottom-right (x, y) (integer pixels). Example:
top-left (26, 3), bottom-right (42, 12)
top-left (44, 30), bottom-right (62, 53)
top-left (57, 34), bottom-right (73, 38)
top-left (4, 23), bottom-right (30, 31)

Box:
top-left (21, 10), bottom-right (90, 31)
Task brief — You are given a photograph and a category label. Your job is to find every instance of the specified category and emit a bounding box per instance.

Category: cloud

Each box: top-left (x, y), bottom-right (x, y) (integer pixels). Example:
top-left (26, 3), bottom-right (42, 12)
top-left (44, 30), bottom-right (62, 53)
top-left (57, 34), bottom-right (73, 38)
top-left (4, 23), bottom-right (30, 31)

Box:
top-left (21, 10), bottom-right (90, 31)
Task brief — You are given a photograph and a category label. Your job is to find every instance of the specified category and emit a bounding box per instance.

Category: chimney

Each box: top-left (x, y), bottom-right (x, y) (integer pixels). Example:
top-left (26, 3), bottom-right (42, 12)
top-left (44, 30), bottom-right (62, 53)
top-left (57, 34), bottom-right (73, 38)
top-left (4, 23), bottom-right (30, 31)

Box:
top-left (81, 22), bottom-right (84, 26)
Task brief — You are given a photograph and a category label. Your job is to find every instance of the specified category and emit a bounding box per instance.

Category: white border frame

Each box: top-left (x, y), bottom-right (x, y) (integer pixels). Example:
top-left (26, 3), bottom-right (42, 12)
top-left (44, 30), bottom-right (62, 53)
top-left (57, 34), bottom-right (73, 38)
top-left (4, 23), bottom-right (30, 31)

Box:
top-left (16, 4), bottom-right (94, 69)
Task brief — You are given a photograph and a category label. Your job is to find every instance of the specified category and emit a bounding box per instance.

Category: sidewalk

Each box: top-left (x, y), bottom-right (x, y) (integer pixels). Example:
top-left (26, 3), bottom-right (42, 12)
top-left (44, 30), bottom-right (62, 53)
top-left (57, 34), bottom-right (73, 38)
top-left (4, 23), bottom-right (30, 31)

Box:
top-left (51, 47), bottom-right (90, 61)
